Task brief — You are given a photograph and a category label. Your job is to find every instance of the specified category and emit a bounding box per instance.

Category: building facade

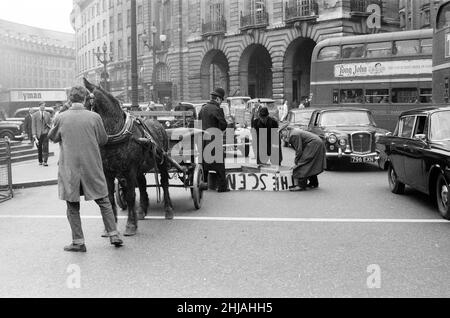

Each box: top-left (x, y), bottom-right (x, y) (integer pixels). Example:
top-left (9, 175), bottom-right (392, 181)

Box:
top-left (72, 0), bottom-right (401, 106)
top-left (0, 19), bottom-right (76, 91)
top-left (399, 0), bottom-right (441, 30)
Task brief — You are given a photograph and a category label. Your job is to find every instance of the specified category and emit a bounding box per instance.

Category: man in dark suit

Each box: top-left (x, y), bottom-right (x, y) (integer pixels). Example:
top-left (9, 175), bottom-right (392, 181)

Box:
top-left (31, 102), bottom-right (52, 166)
top-left (198, 88), bottom-right (229, 192)
top-left (252, 107), bottom-right (283, 166)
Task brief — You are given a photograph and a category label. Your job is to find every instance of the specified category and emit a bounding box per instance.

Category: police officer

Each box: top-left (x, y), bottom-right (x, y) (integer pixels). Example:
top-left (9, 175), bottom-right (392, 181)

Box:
top-left (198, 88), bottom-right (229, 193)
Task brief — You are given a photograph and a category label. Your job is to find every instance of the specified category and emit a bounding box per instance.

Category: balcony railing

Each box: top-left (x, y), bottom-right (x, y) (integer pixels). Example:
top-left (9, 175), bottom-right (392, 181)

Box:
top-left (202, 17), bottom-right (227, 36)
top-left (240, 11), bottom-right (269, 30)
top-left (350, 0), bottom-right (382, 14)
top-left (285, 1), bottom-right (319, 23)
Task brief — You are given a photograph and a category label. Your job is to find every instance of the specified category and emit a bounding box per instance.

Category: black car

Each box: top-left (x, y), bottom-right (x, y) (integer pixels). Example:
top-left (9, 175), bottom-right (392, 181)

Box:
top-left (377, 106), bottom-right (450, 220)
top-left (0, 111), bottom-right (25, 141)
top-left (307, 107), bottom-right (390, 168)
top-left (279, 109), bottom-right (315, 147)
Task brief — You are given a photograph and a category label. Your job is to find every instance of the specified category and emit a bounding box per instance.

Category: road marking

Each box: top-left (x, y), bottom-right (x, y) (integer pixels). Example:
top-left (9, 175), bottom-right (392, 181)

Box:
top-left (0, 215), bottom-right (449, 224)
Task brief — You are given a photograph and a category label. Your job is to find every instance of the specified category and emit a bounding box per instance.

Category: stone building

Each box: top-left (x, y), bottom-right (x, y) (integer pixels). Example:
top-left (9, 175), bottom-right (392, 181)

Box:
top-left (0, 19), bottom-right (76, 91)
top-left (399, 0), bottom-right (441, 30)
top-left (72, 0), bottom-right (400, 106)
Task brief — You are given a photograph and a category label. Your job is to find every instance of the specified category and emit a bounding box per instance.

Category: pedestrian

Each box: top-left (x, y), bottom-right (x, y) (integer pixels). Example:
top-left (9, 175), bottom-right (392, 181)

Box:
top-left (198, 87), bottom-right (229, 193)
top-left (252, 107), bottom-right (283, 166)
top-left (289, 130), bottom-right (326, 191)
top-left (280, 99), bottom-right (289, 122)
top-left (23, 107), bottom-right (34, 144)
top-left (31, 102), bottom-right (52, 166)
top-left (48, 86), bottom-right (123, 253)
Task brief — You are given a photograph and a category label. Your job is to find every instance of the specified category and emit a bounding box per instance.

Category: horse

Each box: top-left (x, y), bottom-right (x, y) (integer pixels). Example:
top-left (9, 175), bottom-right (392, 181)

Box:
top-left (83, 78), bottom-right (174, 236)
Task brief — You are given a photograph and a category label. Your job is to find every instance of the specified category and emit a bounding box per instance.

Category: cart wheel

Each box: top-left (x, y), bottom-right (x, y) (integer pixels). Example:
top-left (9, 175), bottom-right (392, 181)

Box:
top-left (191, 165), bottom-right (205, 210)
top-left (115, 180), bottom-right (127, 210)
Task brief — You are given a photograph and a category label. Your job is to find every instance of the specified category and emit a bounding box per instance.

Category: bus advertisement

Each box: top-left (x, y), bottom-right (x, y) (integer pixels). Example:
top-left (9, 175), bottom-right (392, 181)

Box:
top-left (310, 29), bottom-right (433, 131)
top-left (0, 88), bottom-right (68, 116)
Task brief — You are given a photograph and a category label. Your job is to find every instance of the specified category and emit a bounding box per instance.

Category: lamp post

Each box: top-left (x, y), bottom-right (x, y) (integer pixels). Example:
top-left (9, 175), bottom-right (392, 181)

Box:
top-left (94, 42), bottom-right (113, 92)
top-left (142, 25), bottom-right (158, 102)
top-left (130, 0), bottom-right (139, 110)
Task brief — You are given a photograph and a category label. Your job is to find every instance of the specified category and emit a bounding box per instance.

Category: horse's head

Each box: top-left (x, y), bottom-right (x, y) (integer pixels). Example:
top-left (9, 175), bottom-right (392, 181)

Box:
top-left (83, 78), bottom-right (123, 116)
top-left (83, 78), bottom-right (125, 133)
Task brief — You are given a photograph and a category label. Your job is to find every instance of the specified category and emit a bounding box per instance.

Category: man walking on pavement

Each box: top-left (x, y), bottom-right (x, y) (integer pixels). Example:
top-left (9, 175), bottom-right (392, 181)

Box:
top-left (23, 108), bottom-right (34, 145)
top-left (198, 87), bottom-right (230, 193)
top-left (49, 86), bottom-right (123, 253)
top-left (32, 102), bottom-right (52, 166)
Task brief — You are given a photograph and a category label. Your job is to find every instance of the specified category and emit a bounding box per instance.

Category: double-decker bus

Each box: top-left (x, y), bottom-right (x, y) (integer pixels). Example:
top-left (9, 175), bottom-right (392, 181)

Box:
top-left (310, 29), bottom-right (433, 131)
top-left (433, 0), bottom-right (450, 104)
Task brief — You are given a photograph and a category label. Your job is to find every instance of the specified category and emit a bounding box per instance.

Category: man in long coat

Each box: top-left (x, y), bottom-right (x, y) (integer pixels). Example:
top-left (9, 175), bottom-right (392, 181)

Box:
top-left (289, 130), bottom-right (326, 191)
top-left (31, 102), bottom-right (52, 166)
top-left (252, 107), bottom-right (283, 166)
top-left (198, 87), bottom-right (229, 192)
top-left (49, 86), bottom-right (123, 252)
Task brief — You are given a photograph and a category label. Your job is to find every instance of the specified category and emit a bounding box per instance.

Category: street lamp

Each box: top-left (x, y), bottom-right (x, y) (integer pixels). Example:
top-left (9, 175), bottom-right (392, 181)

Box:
top-left (142, 25), bottom-right (158, 102)
top-left (142, 25), bottom-right (166, 102)
top-left (94, 42), bottom-right (113, 91)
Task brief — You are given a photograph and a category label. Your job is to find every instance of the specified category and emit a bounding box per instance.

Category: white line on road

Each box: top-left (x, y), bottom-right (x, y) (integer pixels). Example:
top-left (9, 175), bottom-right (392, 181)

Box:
top-left (0, 215), bottom-right (449, 224)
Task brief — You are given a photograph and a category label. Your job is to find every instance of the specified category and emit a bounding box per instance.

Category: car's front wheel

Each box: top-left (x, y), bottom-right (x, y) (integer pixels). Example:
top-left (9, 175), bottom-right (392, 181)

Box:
top-left (388, 164), bottom-right (405, 194)
top-left (436, 174), bottom-right (450, 220)
top-left (0, 131), bottom-right (15, 140)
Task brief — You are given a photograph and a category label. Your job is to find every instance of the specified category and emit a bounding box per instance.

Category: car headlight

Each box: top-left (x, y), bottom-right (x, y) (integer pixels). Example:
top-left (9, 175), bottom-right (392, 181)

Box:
top-left (339, 138), bottom-right (347, 146)
top-left (327, 134), bottom-right (337, 144)
top-left (165, 121), bottom-right (171, 128)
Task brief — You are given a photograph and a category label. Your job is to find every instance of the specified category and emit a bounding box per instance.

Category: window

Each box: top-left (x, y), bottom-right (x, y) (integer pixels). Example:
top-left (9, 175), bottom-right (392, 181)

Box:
top-left (127, 36), bottom-right (131, 57)
top-left (97, 23), bottom-right (100, 39)
top-left (366, 42), bottom-right (392, 58)
top-left (420, 88), bottom-right (432, 103)
top-left (394, 40), bottom-right (420, 56)
top-left (342, 44), bottom-right (365, 59)
top-left (109, 16), bottom-right (114, 33)
top-left (137, 5), bottom-right (143, 23)
top-left (103, 20), bottom-right (107, 35)
top-left (437, 2), bottom-right (450, 29)
top-left (399, 116), bottom-right (416, 138)
top-left (414, 116), bottom-right (428, 136)
top-left (365, 89), bottom-right (389, 104)
top-left (392, 88), bottom-right (419, 103)
top-left (127, 9), bottom-right (131, 27)
top-left (340, 89), bottom-right (364, 104)
top-left (118, 39), bottom-right (123, 59)
top-left (318, 46), bottom-right (340, 61)
top-left (420, 39), bottom-right (432, 54)
top-left (118, 13), bottom-right (123, 30)
top-left (431, 111), bottom-right (450, 140)
top-left (109, 0), bottom-right (114, 9)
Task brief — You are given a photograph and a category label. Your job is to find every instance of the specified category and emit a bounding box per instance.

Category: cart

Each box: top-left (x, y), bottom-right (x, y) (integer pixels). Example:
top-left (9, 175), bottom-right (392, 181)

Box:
top-left (114, 111), bottom-right (208, 210)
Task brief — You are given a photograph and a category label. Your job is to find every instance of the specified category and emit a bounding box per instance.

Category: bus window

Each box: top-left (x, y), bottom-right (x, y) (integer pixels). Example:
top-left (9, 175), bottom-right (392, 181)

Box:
top-left (419, 88), bottom-right (432, 103)
top-left (342, 44), bottom-right (365, 59)
top-left (366, 42), bottom-right (392, 58)
top-left (317, 46), bottom-right (341, 61)
top-left (365, 89), bottom-right (389, 103)
top-left (391, 88), bottom-right (419, 104)
top-left (437, 3), bottom-right (450, 29)
top-left (340, 89), bottom-right (363, 103)
top-left (394, 40), bottom-right (420, 56)
top-left (420, 38), bottom-right (432, 54)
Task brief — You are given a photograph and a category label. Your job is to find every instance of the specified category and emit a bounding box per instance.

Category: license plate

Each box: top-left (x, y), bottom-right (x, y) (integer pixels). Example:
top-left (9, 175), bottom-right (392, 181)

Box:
top-left (351, 156), bottom-right (376, 163)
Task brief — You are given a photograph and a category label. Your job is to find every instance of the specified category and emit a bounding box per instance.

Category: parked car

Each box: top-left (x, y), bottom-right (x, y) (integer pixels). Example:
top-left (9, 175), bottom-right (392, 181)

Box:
top-left (13, 107), bottom-right (55, 120)
top-left (307, 107), bottom-right (390, 169)
top-left (248, 98), bottom-right (280, 123)
top-left (279, 109), bottom-right (315, 147)
top-left (0, 113), bottom-right (25, 141)
top-left (377, 106), bottom-right (450, 220)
